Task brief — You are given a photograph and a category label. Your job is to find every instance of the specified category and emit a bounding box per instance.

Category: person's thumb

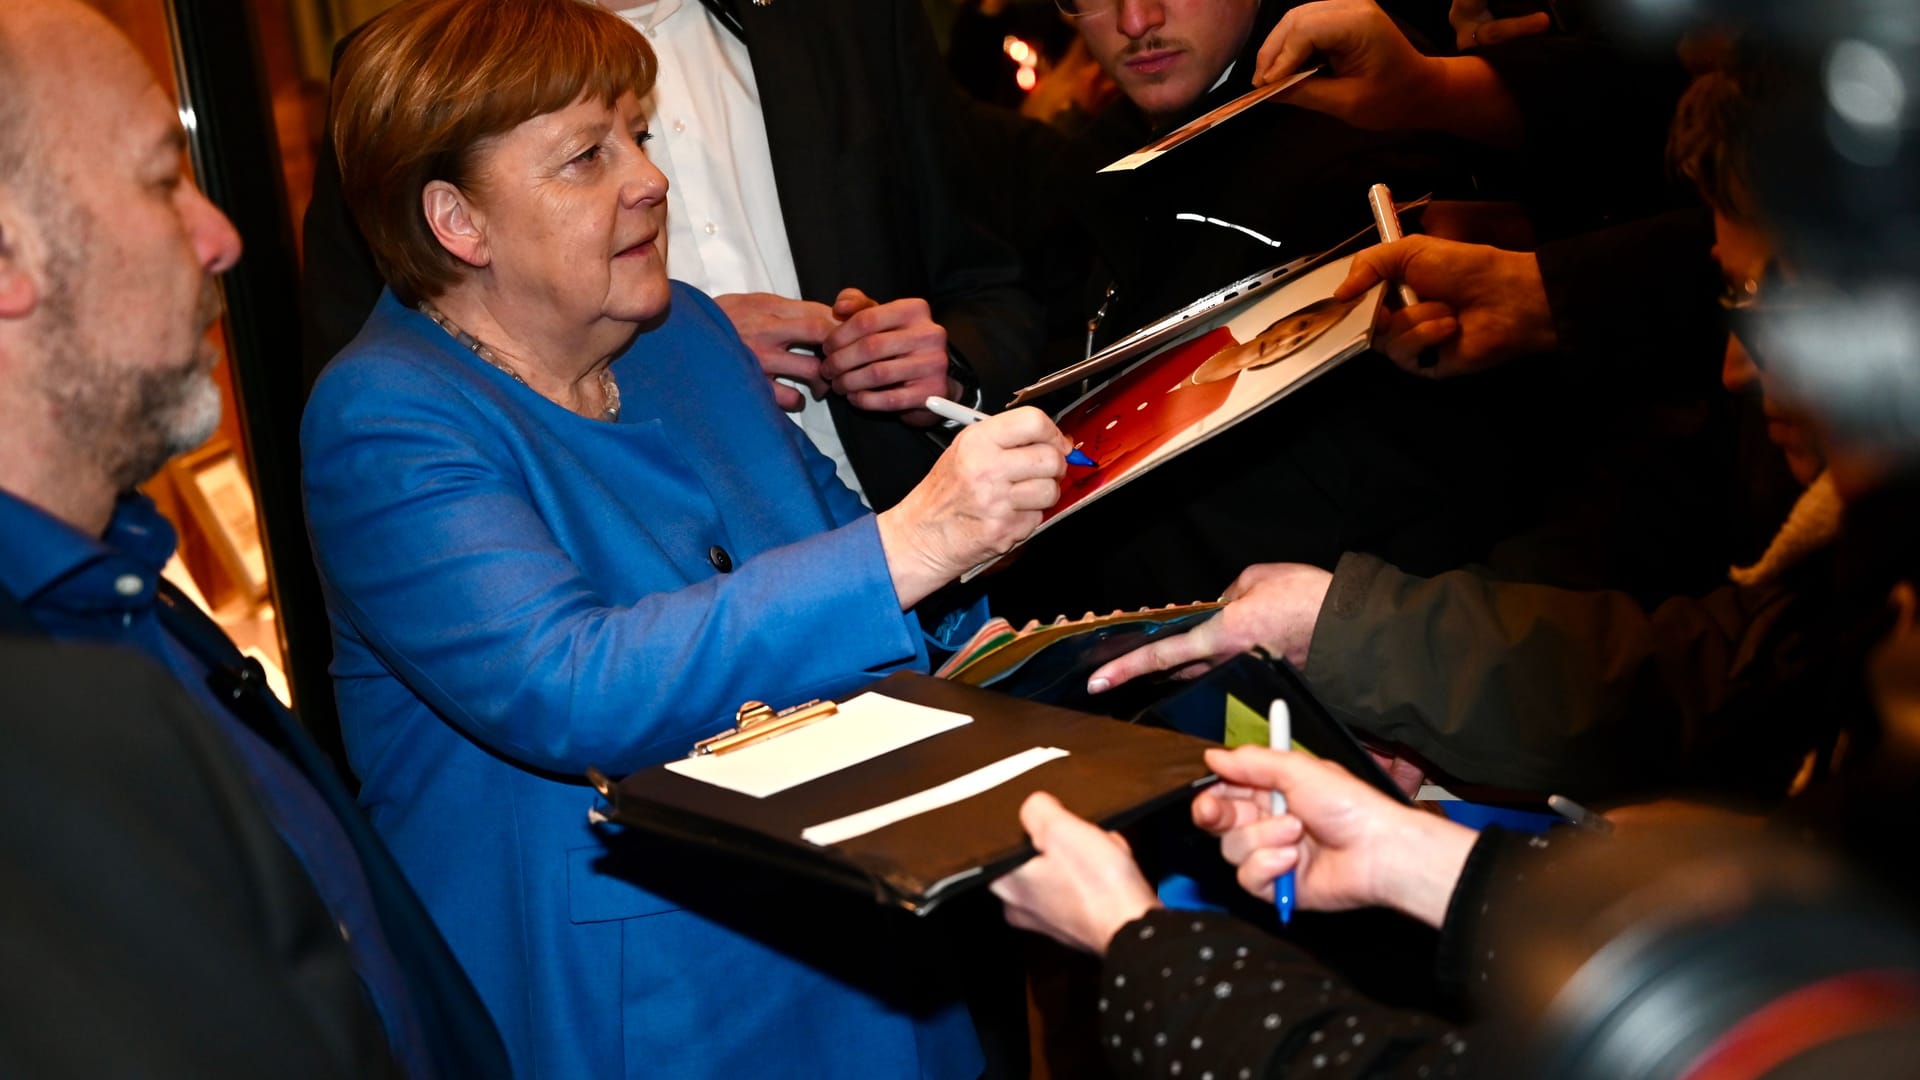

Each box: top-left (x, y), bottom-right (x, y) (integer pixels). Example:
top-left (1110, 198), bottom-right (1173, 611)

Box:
top-left (1334, 237), bottom-right (1425, 301)
top-left (1476, 11), bottom-right (1551, 47)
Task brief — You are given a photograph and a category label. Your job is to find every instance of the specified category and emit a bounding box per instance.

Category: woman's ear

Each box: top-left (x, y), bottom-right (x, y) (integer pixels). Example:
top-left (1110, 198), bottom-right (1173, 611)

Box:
top-left (423, 180), bottom-right (489, 269)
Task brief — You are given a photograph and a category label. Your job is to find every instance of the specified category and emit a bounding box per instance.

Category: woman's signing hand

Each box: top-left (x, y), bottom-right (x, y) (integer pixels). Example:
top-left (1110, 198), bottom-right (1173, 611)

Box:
top-left (877, 407), bottom-right (1070, 608)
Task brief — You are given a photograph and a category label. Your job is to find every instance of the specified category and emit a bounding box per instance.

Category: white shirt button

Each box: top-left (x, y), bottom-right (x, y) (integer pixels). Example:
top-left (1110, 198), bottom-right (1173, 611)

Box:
top-left (113, 573), bottom-right (144, 597)
top-left (672, 118), bottom-right (687, 133)
top-left (703, 221), bottom-right (718, 236)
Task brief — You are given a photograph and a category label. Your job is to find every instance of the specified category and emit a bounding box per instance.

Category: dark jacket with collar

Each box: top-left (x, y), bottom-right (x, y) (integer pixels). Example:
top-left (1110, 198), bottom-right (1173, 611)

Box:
top-left (0, 634), bottom-right (402, 1079)
top-left (0, 582), bottom-right (511, 1080)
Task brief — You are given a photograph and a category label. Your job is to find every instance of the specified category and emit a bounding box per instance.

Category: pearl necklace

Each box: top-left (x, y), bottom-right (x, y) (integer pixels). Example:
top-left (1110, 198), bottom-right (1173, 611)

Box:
top-left (417, 300), bottom-right (621, 422)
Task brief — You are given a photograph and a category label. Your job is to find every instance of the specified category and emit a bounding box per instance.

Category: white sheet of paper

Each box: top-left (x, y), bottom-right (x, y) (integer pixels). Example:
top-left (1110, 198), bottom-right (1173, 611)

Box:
top-left (664, 693), bottom-right (972, 799)
top-left (800, 746), bottom-right (1070, 847)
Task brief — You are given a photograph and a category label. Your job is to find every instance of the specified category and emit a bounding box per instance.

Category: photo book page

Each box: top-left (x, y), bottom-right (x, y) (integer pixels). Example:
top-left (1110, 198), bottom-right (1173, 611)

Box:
top-left (969, 255), bottom-right (1384, 579)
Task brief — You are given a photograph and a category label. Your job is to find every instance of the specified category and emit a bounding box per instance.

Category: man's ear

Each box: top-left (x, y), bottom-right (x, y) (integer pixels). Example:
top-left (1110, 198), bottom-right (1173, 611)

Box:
top-left (0, 195), bottom-right (41, 320)
top-left (422, 181), bottom-right (489, 270)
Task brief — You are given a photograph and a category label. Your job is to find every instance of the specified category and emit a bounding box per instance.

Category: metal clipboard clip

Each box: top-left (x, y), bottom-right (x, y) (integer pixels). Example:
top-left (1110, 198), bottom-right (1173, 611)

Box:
top-left (687, 697), bottom-right (839, 757)
top-left (584, 697), bottom-right (842, 823)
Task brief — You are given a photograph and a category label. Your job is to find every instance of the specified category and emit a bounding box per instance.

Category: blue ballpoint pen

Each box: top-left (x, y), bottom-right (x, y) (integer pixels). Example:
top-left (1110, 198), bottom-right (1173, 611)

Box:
top-left (1268, 699), bottom-right (1295, 925)
top-left (924, 395), bottom-right (1098, 468)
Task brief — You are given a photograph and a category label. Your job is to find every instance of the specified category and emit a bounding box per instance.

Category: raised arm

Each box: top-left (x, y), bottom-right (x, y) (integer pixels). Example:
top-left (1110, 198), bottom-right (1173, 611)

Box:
top-left (302, 348), bottom-right (927, 776)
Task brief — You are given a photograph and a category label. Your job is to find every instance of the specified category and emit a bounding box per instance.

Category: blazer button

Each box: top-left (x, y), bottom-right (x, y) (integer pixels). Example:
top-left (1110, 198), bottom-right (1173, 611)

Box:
top-left (708, 545), bottom-right (733, 573)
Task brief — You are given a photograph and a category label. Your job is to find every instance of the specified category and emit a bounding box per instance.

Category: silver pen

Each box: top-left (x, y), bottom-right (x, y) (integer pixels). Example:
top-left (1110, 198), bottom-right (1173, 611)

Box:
top-left (1366, 183), bottom-right (1422, 310)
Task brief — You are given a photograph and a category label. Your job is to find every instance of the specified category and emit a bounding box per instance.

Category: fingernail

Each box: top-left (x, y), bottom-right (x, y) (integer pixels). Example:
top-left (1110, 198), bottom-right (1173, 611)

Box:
top-left (1088, 677), bottom-right (1111, 694)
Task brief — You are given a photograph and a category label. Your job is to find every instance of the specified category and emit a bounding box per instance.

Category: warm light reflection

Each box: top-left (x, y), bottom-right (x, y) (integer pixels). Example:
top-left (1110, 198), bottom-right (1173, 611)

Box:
top-left (1003, 35), bottom-right (1041, 94)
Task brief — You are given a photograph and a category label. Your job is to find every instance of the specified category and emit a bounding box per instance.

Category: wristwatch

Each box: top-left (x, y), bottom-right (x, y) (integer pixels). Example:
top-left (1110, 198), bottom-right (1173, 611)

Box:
top-left (945, 347), bottom-right (984, 413)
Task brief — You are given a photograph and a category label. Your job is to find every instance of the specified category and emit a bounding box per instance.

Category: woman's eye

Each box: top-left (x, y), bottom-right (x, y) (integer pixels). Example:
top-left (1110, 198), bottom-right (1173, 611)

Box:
top-left (573, 145), bottom-right (602, 165)
top-left (634, 130), bottom-right (653, 149)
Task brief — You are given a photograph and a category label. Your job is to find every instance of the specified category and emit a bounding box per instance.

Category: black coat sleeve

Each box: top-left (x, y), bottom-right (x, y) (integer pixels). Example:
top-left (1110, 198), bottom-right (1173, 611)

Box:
top-left (0, 641), bottom-right (401, 1080)
top-left (1535, 209), bottom-right (1725, 390)
top-left (1093, 827), bottom-right (1578, 1079)
top-left (1305, 551), bottom-right (1812, 795)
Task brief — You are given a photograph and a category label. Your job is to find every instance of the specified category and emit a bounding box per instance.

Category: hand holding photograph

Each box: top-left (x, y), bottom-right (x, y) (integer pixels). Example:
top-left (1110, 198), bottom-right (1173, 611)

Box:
top-left (1100, 66), bottom-right (1321, 173)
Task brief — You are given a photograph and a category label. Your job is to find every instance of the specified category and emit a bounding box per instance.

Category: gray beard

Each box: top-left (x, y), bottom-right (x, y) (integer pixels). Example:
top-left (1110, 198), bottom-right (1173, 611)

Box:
top-left (34, 260), bottom-right (225, 493)
top-left (73, 338), bottom-right (224, 493)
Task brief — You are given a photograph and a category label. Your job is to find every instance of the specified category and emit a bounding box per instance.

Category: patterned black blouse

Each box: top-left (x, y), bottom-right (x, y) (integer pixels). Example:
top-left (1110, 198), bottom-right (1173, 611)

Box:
top-left (1097, 827), bottom-right (1560, 1079)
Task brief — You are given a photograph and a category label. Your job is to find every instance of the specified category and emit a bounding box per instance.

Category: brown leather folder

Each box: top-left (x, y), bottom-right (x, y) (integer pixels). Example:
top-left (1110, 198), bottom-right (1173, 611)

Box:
top-left (591, 671), bottom-right (1218, 915)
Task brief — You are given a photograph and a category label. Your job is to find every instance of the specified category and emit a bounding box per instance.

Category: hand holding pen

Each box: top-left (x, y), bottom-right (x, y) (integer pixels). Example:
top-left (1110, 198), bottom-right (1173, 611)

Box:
top-left (873, 403), bottom-right (1074, 608)
top-left (1269, 700), bottom-right (1296, 924)
top-left (1193, 744), bottom-right (1479, 930)
top-left (1333, 205), bottom-right (1559, 378)
top-left (1366, 184), bottom-right (1423, 312)
top-left (927, 396), bottom-right (1098, 468)
top-left (1362, 182), bottom-right (1445, 373)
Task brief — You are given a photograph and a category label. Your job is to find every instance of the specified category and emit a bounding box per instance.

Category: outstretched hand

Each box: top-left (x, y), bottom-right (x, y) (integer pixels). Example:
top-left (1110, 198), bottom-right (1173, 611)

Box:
top-left (1087, 563), bottom-right (1333, 694)
top-left (1192, 745), bottom-right (1477, 928)
top-left (1253, 0), bottom-right (1444, 130)
top-left (1253, 0), bottom-right (1526, 147)
top-left (1333, 235), bottom-right (1556, 377)
top-left (1450, 0), bottom-right (1553, 52)
top-left (991, 791), bottom-right (1162, 956)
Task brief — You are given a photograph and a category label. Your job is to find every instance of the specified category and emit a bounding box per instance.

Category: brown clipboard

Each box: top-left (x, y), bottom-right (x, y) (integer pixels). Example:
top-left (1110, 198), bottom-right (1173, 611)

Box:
top-left (589, 672), bottom-right (1218, 915)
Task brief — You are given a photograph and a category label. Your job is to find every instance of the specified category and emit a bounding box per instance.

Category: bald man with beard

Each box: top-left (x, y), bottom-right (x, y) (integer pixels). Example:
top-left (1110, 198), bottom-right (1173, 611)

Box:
top-left (0, 3), bottom-right (506, 1075)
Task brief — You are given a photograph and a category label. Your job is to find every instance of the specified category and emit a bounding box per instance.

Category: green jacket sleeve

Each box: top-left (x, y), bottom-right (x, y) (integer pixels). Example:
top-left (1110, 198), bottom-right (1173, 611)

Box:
top-left (1304, 552), bottom-right (1800, 795)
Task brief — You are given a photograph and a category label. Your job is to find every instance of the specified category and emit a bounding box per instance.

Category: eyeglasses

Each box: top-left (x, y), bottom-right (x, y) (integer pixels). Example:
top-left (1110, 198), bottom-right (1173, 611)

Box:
top-left (1719, 274), bottom-right (1763, 313)
top-left (1720, 263), bottom-right (1771, 368)
top-left (1054, 0), bottom-right (1117, 18)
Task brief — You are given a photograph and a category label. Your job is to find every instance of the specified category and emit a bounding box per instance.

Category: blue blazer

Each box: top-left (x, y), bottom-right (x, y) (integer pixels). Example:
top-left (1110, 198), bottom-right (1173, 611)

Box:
top-left (302, 286), bottom-right (981, 1079)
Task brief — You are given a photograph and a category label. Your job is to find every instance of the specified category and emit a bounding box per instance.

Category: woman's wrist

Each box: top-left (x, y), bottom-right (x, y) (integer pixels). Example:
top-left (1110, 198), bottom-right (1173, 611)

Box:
top-left (874, 506), bottom-right (944, 611)
top-left (1094, 896), bottom-right (1166, 957)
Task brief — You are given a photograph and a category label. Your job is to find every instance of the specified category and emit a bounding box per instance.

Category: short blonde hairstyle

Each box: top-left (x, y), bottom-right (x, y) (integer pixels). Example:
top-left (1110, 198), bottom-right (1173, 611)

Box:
top-left (331, 0), bottom-right (657, 303)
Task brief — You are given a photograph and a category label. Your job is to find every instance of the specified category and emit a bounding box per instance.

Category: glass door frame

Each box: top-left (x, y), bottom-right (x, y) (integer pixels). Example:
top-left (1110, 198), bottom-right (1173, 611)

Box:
top-left (165, 0), bottom-right (345, 766)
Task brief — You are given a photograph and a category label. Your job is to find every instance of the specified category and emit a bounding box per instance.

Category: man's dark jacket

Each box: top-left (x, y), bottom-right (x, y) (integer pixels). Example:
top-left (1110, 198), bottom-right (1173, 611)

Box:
top-left (0, 590), bottom-right (510, 1079)
top-left (0, 638), bottom-right (399, 1078)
